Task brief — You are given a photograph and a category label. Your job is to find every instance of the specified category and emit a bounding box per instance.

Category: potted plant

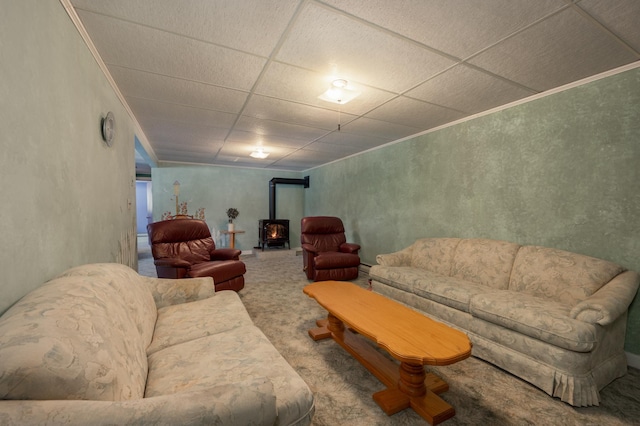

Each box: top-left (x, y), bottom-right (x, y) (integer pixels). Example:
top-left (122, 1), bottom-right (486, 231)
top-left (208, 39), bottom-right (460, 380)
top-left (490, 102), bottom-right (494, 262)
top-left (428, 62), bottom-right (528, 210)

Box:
top-left (226, 208), bottom-right (239, 231)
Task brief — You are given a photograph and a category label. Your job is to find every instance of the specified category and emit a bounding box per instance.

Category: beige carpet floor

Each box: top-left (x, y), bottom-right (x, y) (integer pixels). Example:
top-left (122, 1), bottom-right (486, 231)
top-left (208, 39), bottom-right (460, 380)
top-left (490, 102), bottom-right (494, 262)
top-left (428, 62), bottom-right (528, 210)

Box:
top-left (137, 242), bottom-right (640, 425)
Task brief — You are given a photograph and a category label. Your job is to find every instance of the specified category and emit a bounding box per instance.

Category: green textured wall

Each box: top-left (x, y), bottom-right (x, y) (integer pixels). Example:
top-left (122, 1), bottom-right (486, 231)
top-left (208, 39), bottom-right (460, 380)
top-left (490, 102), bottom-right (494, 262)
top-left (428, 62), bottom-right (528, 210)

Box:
top-left (305, 67), bottom-right (640, 354)
top-left (151, 166), bottom-right (304, 251)
top-left (0, 1), bottom-right (138, 314)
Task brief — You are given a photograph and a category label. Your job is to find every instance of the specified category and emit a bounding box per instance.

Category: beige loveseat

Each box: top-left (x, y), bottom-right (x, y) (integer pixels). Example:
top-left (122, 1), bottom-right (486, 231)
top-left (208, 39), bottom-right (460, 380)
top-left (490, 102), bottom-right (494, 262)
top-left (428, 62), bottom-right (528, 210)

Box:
top-left (369, 238), bottom-right (639, 407)
top-left (0, 263), bottom-right (314, 425)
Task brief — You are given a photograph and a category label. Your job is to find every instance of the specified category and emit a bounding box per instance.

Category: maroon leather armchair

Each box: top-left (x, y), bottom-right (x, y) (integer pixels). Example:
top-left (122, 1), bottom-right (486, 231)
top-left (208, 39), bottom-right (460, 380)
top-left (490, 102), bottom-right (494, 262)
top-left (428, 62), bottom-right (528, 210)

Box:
top-left (300, 216), bottom-right (361, 281)
top-left (147, 219), bottom-right (245, 292)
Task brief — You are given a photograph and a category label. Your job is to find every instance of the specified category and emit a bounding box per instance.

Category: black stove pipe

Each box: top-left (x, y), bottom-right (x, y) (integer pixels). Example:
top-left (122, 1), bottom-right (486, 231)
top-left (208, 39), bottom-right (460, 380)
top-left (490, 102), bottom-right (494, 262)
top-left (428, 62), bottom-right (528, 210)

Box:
top-left (269, 176), bottom-right (309, 220)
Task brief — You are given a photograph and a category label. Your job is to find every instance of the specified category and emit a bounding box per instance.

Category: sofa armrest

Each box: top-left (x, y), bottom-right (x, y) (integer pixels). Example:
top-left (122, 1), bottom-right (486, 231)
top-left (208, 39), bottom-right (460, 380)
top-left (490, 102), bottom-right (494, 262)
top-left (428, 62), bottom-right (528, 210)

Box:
top-left (569, 270), bottom-right (640, 325)
top-left (375, 244), bottom-right (414, 267)
top-left (141, 275), bottom-right (216, 309)
top-left (210, 248), bottom-right (241, 260)
top-left (153, 257), bottom-right (191, 268)
top-left (340, 243), bottom-right (361, 254)
top-left (0, 379), bottom-right (277, 426)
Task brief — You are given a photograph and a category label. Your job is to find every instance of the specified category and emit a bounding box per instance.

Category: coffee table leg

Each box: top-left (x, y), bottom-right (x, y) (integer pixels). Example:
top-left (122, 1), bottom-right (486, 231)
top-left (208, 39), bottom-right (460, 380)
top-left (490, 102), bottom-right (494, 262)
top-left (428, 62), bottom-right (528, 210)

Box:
top-left (372, 361), bottom-right (426, 415)
top-left (307, 316), bottom-right (456, 425)
top-left (308, 314), bottom-right (344, 341)
top-left (327, 313), bottom-right (345, 338)
top-left (399, 362), bottom-right (427, 396)
top-left (373, 362), bottom-right (455, 425)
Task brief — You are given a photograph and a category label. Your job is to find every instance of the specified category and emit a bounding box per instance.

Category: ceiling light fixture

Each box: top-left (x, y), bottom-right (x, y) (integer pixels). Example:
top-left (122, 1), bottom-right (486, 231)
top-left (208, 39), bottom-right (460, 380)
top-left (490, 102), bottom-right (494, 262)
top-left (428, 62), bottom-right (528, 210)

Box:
top-left (318, 79), bottom-right (360, 104)
top-left (250, 148), bottom-right (269, 159)
top-left (332, 79), bottom-right (348, 88)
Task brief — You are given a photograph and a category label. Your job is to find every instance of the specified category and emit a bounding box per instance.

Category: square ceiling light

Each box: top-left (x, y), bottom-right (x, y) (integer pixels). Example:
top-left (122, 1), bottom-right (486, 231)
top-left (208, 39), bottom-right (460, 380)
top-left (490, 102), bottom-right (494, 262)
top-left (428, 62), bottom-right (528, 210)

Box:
top-left (250, 148), bottom-right (269, 159)
top-left (318, 79), bottom-right (360, 104)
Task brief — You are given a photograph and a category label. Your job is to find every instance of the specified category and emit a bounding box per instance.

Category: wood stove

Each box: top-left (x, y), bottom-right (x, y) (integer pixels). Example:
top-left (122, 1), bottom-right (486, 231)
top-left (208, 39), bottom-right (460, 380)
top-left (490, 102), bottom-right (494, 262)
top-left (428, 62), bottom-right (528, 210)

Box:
top-left (256, 176), bottom-right (309, 251)
top-left (258, 219), bottom-right (290, 250)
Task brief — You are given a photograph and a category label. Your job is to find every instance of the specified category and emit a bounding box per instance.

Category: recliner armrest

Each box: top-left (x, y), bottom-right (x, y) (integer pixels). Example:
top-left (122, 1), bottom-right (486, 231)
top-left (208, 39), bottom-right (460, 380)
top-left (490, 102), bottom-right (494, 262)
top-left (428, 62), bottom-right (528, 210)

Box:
top-left (154, 257), bottom-right (191, 268)
top-left (339, 243), bottom-right (360, 254)
top-left (210, 248), bottom-right (241, 260)
top-left (302, 243), bottom-right (319, 254)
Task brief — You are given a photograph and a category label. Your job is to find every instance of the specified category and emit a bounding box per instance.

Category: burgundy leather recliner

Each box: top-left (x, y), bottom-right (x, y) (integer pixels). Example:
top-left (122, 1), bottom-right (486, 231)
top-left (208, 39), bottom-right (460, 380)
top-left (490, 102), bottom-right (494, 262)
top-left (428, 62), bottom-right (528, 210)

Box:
top-left (300, 216), bottom-right (361, 281)
top-left (147, 219), bottom-right (245, 292)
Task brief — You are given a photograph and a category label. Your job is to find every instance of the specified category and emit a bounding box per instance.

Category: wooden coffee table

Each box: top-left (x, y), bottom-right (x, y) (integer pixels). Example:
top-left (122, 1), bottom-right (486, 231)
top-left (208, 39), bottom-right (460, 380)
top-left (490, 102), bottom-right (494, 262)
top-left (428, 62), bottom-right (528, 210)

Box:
top-left (304, 281), bottom-right (472, 425)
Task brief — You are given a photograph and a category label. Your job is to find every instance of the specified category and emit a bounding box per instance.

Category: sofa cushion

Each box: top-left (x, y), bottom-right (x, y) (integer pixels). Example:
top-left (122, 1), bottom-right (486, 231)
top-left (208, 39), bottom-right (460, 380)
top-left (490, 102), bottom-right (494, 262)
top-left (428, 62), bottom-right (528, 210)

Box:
top-left (0, 276), bottom-right (148, 401)
top-left (469, 291), bottom-right (597, 352)
top-left (370, 266), bottom-right (441, 294)
top-left (410, 238), bottom-right (461, 275)
top-left (147, 290), bottom-right (254, 355)
top-left (451, 239), bottom-right (520, 290)
top-left (58, 263), bottom-right (157, 348)
top-left (414, 275), bottom-right (489, 313)
top-left (146, 325), bottom-right (315, 426)
top-left (509, 246), bottom-right (625, 305)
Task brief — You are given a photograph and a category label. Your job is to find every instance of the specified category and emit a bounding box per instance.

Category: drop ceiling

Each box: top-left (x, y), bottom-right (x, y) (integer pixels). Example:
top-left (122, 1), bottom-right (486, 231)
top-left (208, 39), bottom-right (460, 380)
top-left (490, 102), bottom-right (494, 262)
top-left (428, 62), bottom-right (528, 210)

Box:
top-left (66, 0), bottom-right (640, 173)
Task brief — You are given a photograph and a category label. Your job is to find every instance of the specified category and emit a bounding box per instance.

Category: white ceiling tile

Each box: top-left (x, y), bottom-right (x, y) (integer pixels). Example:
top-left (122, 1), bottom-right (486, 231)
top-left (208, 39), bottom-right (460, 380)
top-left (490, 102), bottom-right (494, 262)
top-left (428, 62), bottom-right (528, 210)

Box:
top-left (316, 131), bottom-right (391, 148)
top-left (578, 0), bottom-right (640, 53)
top-left (147, 138), bottom-right (224, 156)
top-left (366, 97), bottom-right (467, 130)
top-left (77, 10), bottom-right (266, 90)
top-left (213, 158), bottom-right (275, 169)
top-left (141, 119), bottom-right (228, 148)
top-left (274, 149), bottom-right (341, 168)
top-left (127, 98), bottom-right (237, 129)
top-left (406, 64), bottom-right (536, 114)
top-left (271, 159), bottom-right (323, 170)
top-left (218, 142), bottom-right (295, 160)
top-left (257, 62), bottom-right (328, 102)
top-left (340, 117), bottom-right (421, 141)
top-left (303, 141), bottom-right (362, 156)
top-left (468, 8), bottom-right (638, 91)
top-left (226, 130), bottom-right (310, 151)
top-left (224, 130), bottom-right (270, 146)
top-left (234, 115), bottom-right (330, 142)
top-left (109, 66), bottom-right (249, 113)
top-left (243, 95), bottom-right (357, 131)
top-left (321, 0), bottom-right (568, 59)
top-left (276, 2), bottom-right (456, 93)
top-left (154, 148), bottom-right (218, 163)
top-left (155, 144), bottom-right (220, 155)
top-left (216, 145), bottom-right (254, 159)
top-left (71, 0), bottom-right (299, 57)
top-left (149, 134), bottom-right (225, 150)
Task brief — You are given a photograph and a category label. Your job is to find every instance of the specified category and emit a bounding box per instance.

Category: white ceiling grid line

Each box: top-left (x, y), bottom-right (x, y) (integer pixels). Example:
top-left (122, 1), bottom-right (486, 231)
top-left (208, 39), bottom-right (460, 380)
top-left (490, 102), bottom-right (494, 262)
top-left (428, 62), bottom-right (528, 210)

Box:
top-left (216, 1), bottom-right (313, 166)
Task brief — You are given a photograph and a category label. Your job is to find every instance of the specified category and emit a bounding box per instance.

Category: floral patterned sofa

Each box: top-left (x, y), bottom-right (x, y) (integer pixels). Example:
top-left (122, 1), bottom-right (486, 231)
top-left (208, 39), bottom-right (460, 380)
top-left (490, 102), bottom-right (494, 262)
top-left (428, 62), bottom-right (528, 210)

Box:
top-left (369, 238), bottom-right (639, 407)
top-left (0, 263), bottom-right (314, 425)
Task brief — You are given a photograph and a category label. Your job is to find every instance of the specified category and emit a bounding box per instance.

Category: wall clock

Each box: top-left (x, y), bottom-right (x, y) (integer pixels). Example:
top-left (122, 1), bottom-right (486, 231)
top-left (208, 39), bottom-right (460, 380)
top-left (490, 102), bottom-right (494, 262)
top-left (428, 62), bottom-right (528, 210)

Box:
top-left (101, 111), bottom-right (115, 146)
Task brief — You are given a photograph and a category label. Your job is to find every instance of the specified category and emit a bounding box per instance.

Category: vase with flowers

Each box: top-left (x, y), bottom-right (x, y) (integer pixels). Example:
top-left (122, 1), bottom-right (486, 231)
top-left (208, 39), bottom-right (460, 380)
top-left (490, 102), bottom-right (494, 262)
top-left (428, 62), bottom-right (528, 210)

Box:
top-left (226, 208), bottom-right (239, 231)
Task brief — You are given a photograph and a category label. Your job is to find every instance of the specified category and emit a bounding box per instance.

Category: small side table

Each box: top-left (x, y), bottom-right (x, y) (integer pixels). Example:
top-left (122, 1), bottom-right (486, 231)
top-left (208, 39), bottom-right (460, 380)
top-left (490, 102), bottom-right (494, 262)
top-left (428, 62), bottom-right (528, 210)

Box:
top-left (220, 230), bottom-right (245, 249)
